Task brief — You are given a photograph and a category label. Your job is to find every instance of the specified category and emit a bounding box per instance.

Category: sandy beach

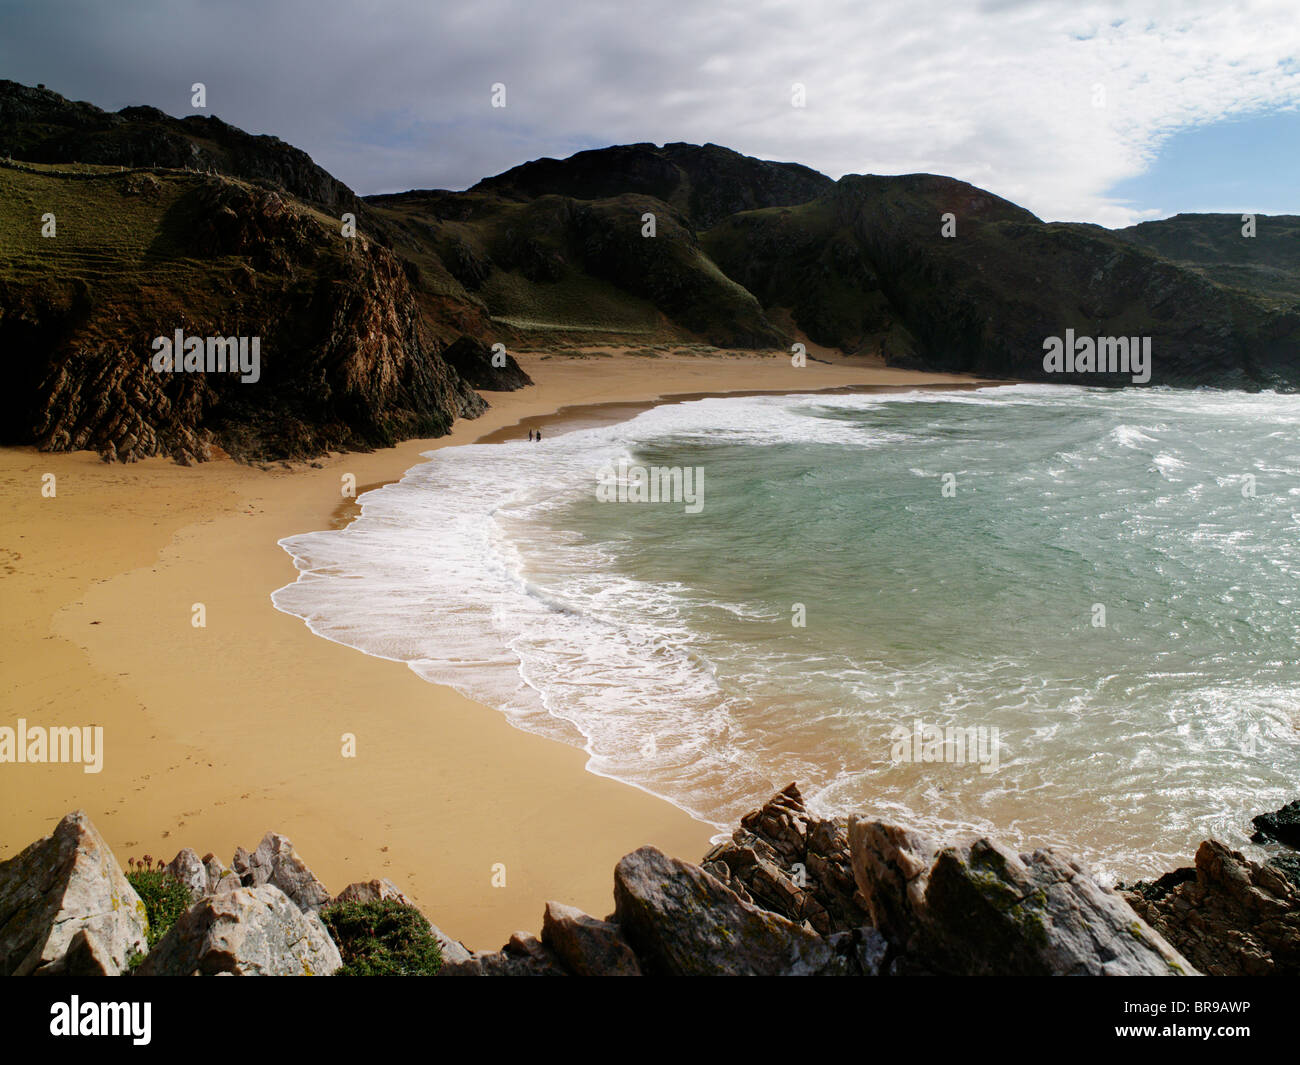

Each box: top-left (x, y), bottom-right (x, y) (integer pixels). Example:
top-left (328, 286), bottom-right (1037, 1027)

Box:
top-left (0, 348), bottom-right (985, 949)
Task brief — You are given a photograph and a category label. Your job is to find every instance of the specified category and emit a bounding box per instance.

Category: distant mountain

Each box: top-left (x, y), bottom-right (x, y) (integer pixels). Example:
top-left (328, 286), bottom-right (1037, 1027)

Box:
top-left (1115, 213), bottom-right (1300, 305)
top-left (470, 142), bottom-right (835, 228)
top-left (1, 79), bottom-right (1297, 462)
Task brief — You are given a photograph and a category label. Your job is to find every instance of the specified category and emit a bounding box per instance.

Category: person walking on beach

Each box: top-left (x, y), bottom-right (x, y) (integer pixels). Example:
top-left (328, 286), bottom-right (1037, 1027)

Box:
top-left (536, 429), bottom-right (542, 441)
top-left (528, 428), bottom-right (534, 441)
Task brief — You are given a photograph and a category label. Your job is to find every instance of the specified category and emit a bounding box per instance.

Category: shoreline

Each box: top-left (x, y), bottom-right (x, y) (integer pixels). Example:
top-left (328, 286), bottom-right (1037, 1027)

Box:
top-left (0, 350), bottom-right (994, 949)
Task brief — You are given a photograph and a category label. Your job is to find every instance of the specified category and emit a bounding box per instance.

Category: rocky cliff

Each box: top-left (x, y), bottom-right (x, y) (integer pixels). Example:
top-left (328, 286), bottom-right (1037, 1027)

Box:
top-left (11, 784), bottom-right (1295, 977)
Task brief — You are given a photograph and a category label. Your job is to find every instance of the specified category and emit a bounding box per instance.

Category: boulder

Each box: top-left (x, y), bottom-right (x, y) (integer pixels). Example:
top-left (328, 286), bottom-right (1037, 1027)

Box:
top-left (848, 819), bottom-right (1195, 976)
top-left (1124, 840), bottom-right (1300, 976)
top-left (439, 931), bottom-right (567, 976)
top-left (1252, 798), bottom-right (1300, 848)
top-left (541, 900), bottom-right (641, 975)
top-left (136, 884), bottom-right (341, 976)
top-left (0, 810), bottom-right (147, 976)
top-left (613, 845), bottom-right (849, 975)
top-left (165, 848), bottom-right (207, 899)
top-left (240, 832), bottom-right (331, 913)
top-left (333, 878), bottom-right (411, 907)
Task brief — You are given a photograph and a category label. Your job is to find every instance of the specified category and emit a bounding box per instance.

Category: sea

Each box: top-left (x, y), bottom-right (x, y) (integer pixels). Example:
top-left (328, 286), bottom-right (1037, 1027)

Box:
top-left (272, 383), bottom-right (1300, 880)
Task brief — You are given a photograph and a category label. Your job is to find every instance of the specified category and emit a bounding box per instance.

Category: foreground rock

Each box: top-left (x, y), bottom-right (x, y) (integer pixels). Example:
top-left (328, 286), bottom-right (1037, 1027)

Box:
top-left (165, 848), bottom-right (208, 899)
top-left (1251, 798), bottom-right (1300, 848)
top-left (137, 885), bottom-right (341, 976)
top-left (439, 931), bottom-right (568, 976)
top-left (848, 820), bottom-right (1195, 975)
top-left (333, 878), bottom-right (412, 907)
top-left (541, 900), bottom-right (641, 976)
top-left (1124, 840), bottom-right (1300, 976)
top-left (0, 811), bottom-right (147, 976)
top-left (703, 782), bottom-right (869, 935)
top-left (234, 832), bottom-right (332, 913)
top-left (614, 845), bottom-right (855, 975)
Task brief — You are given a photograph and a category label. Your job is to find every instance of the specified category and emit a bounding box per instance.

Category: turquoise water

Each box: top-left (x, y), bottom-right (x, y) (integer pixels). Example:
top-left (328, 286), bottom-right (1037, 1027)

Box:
top-left (275, 384), bottom-right (1300, 879)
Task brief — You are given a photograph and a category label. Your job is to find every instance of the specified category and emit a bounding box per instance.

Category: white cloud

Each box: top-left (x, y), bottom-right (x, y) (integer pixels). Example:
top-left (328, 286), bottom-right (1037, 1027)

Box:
top-left (3, 0), bottom-right (1298, 224)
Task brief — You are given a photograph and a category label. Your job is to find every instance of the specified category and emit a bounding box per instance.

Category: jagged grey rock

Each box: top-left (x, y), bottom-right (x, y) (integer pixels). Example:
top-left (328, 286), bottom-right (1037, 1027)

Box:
top-left (136, 884), bottom-right (341, 976)
top-left (848, 819), bottom-right (1196, 976)
top-left (333, 878), bottom-right (412, 907)
top-left (202, 854), bottom-right (225, 893)
top-left (241, 832), bottom-right (331, 913)
top-left (541, 900), bottom-right (641, 975)
top-left (439, 930), bottom-right (568, 976)
top-left (165, 848), bottom-right (207, 899)
top-left (0, 810), bottom-right (147, 976)
top-left (614, 845), bottom-right (849, 975)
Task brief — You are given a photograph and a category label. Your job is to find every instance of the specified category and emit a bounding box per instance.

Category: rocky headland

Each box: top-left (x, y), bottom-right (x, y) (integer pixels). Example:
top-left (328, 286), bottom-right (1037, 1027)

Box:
top-left (4, 784), bottom-right (1296, 976)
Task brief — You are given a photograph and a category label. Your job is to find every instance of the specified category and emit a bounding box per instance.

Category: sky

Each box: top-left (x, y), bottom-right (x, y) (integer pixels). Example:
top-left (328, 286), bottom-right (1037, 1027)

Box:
top-left (1, 0), bottom-right (1297, 227)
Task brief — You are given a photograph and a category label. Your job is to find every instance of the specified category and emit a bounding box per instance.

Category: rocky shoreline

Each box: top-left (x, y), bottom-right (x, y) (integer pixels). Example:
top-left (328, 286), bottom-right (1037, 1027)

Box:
top-left (2, 784), bottom-right (1296, 976)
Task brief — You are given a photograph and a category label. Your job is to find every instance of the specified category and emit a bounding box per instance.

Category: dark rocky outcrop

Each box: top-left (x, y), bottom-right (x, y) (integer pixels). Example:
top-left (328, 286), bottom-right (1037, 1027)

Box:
top-left (1123, 840), bottom-right (1300, 976)
top-left (2, 167), bottom-right (490, 463)
top-left (440, 335), bottom-right (533, 391)
top-left (0, 811), bottom-right (147, 976)
top-left (1251, 798), bottom-right (1300, 848)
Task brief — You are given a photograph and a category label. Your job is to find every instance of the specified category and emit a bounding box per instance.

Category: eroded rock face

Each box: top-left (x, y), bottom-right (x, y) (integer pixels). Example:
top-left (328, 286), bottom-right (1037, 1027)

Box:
top-left (136, 884), bottom-right (341, 976)
top-left (703, 782), bottom-right (869, 935)
top-left (1124, 840), bottom-right (1300, 976)
top-left (541, 901), bottom-right (641, 976)
top-left (848, 820), bottom-right (1195, 976)
top-left (613, 845), bottom-right (849, 975)
top-left (0, 811), bottom-right (147, 976)
top-left (239, 832), bottom-right (332, 913)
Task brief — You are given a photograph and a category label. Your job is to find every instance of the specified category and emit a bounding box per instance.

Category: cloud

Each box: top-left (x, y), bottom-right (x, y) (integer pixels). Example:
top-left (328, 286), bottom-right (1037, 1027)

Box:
top-left (2, 0), bottom-right (1297, 224)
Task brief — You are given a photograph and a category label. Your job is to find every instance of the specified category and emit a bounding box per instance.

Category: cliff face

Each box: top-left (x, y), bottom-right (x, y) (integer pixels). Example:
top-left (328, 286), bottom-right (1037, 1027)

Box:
top-left (0, 165), bottom-right (483, 463)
